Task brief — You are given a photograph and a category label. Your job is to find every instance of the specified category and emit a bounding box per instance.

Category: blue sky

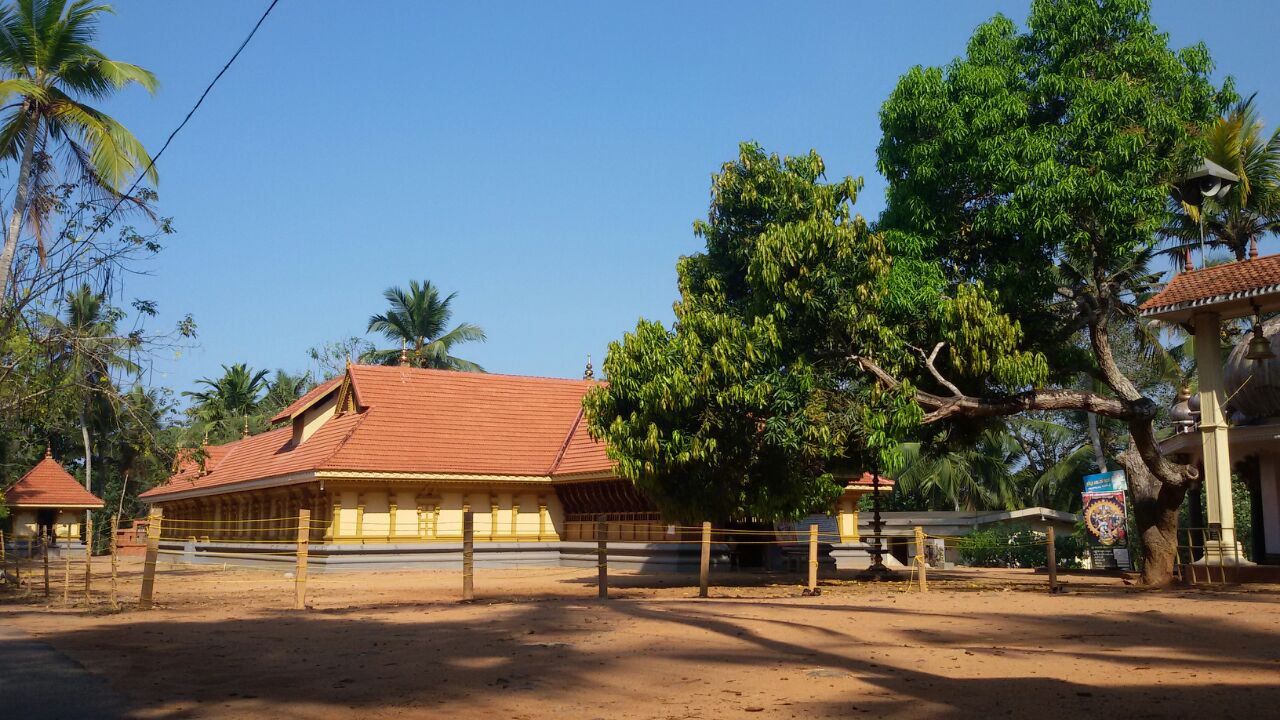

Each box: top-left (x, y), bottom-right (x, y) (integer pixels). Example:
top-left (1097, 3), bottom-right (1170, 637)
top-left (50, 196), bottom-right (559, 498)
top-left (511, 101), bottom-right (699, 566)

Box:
top-left (91, 1), bottom-right (1280, 396)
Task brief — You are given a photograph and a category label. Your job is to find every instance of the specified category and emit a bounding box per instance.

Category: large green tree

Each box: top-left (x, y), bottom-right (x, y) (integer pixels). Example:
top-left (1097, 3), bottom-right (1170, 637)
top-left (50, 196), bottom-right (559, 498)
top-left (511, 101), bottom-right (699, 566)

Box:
top-left (0, 0), bottom-right (158, 302)
top-left (367, 280), bottom-right (486, 372)
top-left (41, 283), bottom-right (138, 498)
top-left (589, 0), bottom-right (1230, 586)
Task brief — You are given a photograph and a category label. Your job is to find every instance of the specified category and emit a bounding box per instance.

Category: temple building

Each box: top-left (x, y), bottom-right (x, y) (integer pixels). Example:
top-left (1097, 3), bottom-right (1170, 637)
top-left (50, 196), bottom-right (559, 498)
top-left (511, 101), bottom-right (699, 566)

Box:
top-left (139, 364), bottom-right (883, 570)
top-left (1144, 251), bottom-right (1280, 566)
top-left (2, 448), bottom-right (103, 555)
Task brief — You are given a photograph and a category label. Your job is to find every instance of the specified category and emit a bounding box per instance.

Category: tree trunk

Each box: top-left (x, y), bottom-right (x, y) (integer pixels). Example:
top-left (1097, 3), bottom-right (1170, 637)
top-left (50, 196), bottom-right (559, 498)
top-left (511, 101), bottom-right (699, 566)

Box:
top-left (80, 407), bottom-right (92, 493)
top-left (0, 111), bottom-right (39, 302)
top-left (1120, 444), bottom-right (1187, 587)
top-left (1087, 412), bottom-right (1107, 472)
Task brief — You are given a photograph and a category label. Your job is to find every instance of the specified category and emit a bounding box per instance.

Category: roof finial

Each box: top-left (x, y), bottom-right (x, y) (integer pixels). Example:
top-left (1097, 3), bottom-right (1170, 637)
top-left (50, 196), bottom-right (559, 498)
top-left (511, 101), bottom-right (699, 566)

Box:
top-left (202, 431), bottom-right (209, 447)
top-left (346, 352), bottom-right (352, 367)
top-left (242, 415), bottom-right (250, 439)
top-left (399, 339), bottom-right (410, 368)
top-left (1184, 247), bottom-right (1194, 272)
top-left (583, 354), bottom-right (594, 380)
top-left (1250, 237), bottom-right (1259, 260)
top-left (44, 444), bottom-right (52, 459)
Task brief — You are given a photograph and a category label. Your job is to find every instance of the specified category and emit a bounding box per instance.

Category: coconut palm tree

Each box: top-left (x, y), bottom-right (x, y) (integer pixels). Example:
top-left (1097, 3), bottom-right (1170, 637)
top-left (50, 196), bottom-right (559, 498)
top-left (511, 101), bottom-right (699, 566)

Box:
top-left (41, 283), bottom-right (140, 496)
top-left (1161, 95), bottom-right (1280, 268)
top-left (183, 363), bottom-right (270, 436)
top-left (0, 0), bottom-right (159, 302)
top-left (893, 429), bottom-right (1022, 511)
top-left (367, 279), bottom-right (486, 371)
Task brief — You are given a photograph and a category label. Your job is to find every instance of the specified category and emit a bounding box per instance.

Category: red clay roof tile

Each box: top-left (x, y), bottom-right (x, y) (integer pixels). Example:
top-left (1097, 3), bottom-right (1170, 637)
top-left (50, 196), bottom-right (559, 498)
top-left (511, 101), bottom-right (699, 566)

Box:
top-left (5, 453), bottom-right (104, 508)
top-left (142, 365), bottom-right (615, 500)
top-left (1141, 254), bottom-right (1280, 318)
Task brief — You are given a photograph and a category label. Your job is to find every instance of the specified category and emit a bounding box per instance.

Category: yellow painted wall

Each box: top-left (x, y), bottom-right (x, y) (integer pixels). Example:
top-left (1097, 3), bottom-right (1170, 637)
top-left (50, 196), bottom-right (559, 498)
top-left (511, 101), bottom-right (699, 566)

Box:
top-left (7, 509), bottom-right (83, 539)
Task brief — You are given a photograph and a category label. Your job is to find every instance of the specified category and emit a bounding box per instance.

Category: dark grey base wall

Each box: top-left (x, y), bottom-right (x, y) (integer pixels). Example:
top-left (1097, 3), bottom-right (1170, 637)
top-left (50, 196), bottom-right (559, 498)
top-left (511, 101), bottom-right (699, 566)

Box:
top-left (156, 540), bottom-right (725, 573)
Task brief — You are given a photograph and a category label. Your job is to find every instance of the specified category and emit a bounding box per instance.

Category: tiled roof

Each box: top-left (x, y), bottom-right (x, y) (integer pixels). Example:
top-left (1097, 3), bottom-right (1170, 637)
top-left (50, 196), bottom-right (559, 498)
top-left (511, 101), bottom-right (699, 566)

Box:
top-left (549, 409), bottom-right (613, 476)
top-left (846, 472), bottom-right (895, 488)
top-left (1141, 254), bottom-right (1280, 319)
top-left (269, 375), bottom-right (343, 423)
top-left (5, 452), bottom-right (104, 508)
top-left (143, 365), bottom-right (613, 500)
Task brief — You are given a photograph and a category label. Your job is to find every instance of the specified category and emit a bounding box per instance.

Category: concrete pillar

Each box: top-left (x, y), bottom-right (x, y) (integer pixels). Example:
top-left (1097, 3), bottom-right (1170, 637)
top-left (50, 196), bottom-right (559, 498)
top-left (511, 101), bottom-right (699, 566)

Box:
top-left (1193, 312), bottom-right (1242, 561)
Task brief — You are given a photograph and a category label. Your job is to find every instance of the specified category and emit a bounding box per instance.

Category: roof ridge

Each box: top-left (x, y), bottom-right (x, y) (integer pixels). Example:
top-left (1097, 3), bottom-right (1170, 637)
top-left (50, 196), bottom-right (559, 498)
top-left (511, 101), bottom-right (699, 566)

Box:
top-left (350, 363), bottom-right (600, 386)
top-left (548, 406), bottom-right (587, 475)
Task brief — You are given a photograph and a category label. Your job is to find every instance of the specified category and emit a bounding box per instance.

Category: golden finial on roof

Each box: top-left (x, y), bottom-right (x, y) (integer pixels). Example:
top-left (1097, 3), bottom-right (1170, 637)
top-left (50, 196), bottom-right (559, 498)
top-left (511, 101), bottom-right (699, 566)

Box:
top-left (1185, 248), bottom-right (1194, 272)
top-left (583, 354), bottom-right (594, 380)
top-left (242, 416), bottom-right (250, 439)
top-left (399, 339), bottom-right (410, 368)
top-left (44, 444), bottom-right (52, 459)
top-left (202, 431), bottom-right (209, 447)
top-left (1250, 237), bottom-right (1259, 260)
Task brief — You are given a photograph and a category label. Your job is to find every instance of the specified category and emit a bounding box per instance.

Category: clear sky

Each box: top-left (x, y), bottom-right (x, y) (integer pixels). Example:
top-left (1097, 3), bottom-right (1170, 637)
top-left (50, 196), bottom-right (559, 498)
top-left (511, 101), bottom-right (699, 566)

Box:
top-left (90, 1), bottom-right (1280, 396)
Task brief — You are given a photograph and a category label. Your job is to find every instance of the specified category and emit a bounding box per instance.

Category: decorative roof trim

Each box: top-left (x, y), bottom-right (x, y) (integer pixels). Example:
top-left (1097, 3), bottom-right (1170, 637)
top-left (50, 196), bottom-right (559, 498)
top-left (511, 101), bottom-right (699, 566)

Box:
top-left (141, 471), bottom-right (318, 503)
top-left (316, 470), bottom-right (555, 483)
top-left (1140, 282), bottom-right (1280, 317)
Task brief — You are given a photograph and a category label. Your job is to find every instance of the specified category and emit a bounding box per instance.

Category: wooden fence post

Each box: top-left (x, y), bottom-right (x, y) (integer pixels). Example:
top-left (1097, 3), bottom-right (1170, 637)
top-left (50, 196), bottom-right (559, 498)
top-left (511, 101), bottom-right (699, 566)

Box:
top-left (462, 509), bottom-right (474, 601)
top-left (699, 521), bottom-right (711, 598)
top-left (597, 515), bottom-right (608, 601)
top-left (83, 514), bottom-right (93, 607)
top-left (109, 514), bottom-right (120, 611)
top-left (140, 507), bottom-right (163, 609)
top-left (295, 509), bottom-right (311, 610)
top-left (807, 524), bottom-right (819, 592)
top-left (914, 526), bottom-right (928, 593)
top-left (1046, 526), bottom-right (1059, 593)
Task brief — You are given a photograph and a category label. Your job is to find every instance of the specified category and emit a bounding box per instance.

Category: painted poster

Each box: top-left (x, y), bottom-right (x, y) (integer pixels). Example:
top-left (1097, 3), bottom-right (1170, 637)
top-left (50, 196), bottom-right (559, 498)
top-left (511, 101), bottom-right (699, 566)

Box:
top-left (1082, 490), bottom-right (1132, 570)
top-left (1083, 470), bottom-right (1128, 493)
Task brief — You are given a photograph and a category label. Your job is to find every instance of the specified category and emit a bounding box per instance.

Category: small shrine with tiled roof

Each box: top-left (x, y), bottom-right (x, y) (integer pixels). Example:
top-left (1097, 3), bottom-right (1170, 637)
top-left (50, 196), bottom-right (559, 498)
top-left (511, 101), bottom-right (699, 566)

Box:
top-left (3, 448), bottom-right (103, 549)
top-left (140, 364), bottom-right (887, 571)
top-left (1143, 252), bottom-right (1280, 565)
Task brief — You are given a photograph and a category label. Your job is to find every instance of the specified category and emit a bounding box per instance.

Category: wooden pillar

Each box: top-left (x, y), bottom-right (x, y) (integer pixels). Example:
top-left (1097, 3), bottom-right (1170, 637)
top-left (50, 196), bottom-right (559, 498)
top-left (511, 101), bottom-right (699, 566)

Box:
top-left (140, 507), bottom-right (163, 609)
top-left (109, 513), bottom-right (120, 610)
top-left (914, 525), bottom-right (927, 593)
top-left (538, 498), bottom-right (548, 541)
top-left (388, 496), bottom-right (398, 541)
top-left (83, 514), bottom-right (93, 607)
top-left (511, 503), bottom-right (520, 541)
top-left (489, 497), bottom-right (499, 541)
top-left (699, 521), bottom-right (711, 598)
top-left (808, 524), bottom-right (819, 592)
top-left (462, 508), bottom-right (474, 601)
top-left (597, 515), bottom-right (608, 601)
top-left (295, 509), bottom-right (310, 610)
top-left (1047, 526), bottom-right (1059, 594)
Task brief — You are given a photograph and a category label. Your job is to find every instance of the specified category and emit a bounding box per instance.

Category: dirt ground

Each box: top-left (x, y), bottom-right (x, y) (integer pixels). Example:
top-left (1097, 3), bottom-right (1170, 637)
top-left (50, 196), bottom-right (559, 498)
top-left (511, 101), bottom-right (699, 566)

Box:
top-left (2, 556), bottom-right (1278, 719)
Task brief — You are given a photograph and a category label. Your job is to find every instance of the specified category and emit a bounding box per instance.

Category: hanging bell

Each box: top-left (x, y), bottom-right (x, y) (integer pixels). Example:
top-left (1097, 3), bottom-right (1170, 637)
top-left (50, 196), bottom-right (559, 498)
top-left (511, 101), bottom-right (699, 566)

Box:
top-left (1245, 323), bottom-right (1276, 362)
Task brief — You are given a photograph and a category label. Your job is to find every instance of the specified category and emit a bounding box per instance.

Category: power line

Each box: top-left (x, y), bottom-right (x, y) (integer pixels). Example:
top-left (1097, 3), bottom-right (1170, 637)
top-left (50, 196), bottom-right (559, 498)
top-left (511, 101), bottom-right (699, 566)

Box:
top-left (80, 0), bottom-right (282, 246)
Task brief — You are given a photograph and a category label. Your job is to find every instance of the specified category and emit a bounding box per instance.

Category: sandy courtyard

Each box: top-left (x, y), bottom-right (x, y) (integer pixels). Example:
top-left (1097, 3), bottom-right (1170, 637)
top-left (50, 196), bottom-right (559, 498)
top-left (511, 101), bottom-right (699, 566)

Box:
top-left (2, 556), bottom-right (1278, 719)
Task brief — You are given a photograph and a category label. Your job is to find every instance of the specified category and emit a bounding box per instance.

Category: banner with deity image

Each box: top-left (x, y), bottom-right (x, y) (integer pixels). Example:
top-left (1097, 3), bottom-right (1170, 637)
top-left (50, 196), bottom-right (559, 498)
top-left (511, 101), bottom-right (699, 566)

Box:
top-left (1082, 490), bottom-right (1132, 570)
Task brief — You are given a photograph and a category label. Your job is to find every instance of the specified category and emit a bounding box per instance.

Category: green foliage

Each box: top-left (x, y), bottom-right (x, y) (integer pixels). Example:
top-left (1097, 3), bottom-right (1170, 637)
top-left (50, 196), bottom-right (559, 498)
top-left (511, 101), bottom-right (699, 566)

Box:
top-left (181, 364), bottom-right (312, 445)
top-left (1161, 95), bottom-right (1280, 266)
top-left (877, 0), bottom-right (1230, 385)
top-left (366, 280), bottom-right (486, 372)
top-left (957, 524), bottom-right (1085, 569)
top-left (586, 142), bottom-right (922, 523)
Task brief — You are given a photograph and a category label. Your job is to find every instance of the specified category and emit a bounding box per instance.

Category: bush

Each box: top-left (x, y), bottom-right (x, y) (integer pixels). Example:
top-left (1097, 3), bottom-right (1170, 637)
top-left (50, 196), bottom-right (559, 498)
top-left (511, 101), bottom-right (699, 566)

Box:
top-left (957, 524), bottom-right (1084, 569)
